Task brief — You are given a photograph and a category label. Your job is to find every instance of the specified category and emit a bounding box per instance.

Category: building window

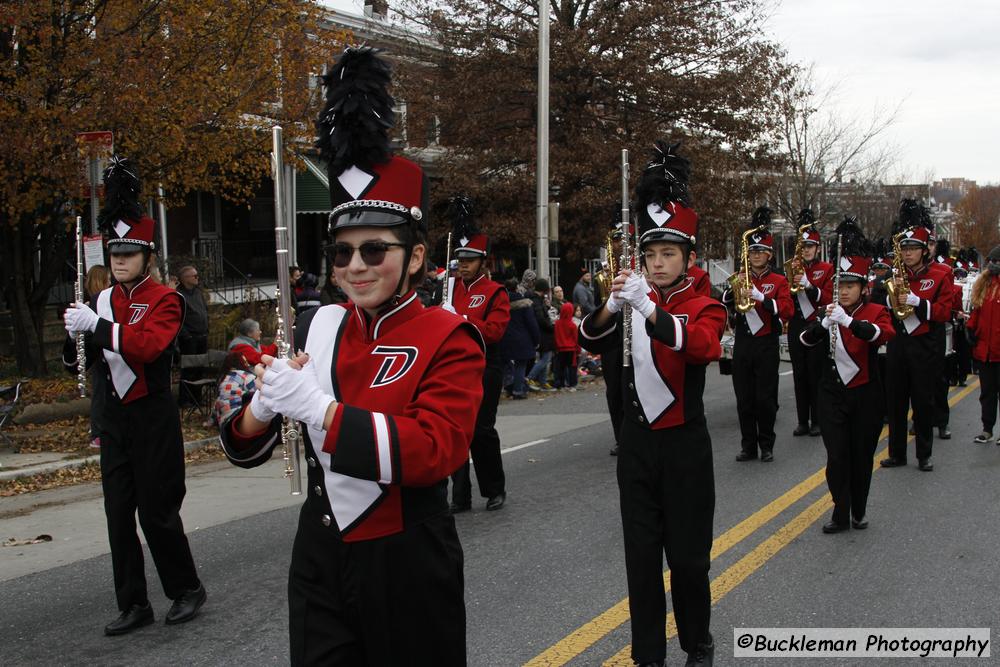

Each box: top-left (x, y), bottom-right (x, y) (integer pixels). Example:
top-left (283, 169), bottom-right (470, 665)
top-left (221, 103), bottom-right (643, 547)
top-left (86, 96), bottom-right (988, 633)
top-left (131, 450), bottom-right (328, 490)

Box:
top-left (197, 191), bottom-right (220, 238)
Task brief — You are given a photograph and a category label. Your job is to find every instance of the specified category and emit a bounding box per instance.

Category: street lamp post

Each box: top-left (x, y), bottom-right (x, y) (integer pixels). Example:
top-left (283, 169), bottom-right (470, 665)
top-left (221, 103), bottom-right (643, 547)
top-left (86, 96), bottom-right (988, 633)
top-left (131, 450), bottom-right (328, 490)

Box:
top-left (535, 0), bottom-right (550, 281)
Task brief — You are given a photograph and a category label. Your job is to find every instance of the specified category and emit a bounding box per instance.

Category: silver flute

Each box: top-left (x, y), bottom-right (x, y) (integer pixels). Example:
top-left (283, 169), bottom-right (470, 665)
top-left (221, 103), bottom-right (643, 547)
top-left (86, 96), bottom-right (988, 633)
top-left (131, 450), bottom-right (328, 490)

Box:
top-left (620, 149), bottom-right (632, 368)
top-left (830, 233), bottom-right (843, 354)
top-left (75, 215), bottom-right (86, 398)
top-left (272, 126), bottom-right (302, 496)
top-left (441, 231), bottom-right (453, 306)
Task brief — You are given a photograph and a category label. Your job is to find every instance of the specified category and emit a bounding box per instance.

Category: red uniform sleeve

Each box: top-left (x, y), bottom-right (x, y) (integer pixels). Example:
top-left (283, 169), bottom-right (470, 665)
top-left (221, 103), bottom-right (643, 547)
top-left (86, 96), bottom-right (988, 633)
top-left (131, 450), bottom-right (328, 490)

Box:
top-left (952, 284), bottom-right (963, 315)
top-left (772, 277), bottom-right (795, 321)
top-left (93, 292), bottom-right (183, 364)
top-left (322, 326), bottom-right (485, 487)
top-left (815, 265), bottom-right (834, 309)
top-left (868, 304), bottom-right (896, 345)
top-left (466, 288), bottom-right (510, 345)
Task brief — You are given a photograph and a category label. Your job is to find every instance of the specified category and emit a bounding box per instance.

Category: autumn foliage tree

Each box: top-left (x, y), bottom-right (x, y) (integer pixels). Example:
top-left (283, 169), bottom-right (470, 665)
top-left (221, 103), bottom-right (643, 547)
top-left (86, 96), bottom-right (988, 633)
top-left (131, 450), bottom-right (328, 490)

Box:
top-left (0, 0), bottom-right (336, 375)
top-left (390, 0), bottom-right (792, 271)
top-left (956, 185), bottom-right (1000, 254)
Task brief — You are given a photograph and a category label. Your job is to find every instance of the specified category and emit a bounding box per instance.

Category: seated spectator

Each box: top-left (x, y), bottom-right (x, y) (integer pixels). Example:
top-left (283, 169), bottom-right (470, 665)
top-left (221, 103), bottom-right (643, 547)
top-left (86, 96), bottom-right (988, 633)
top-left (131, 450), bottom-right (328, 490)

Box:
top-left (294, 272), bottom-right (322, 314)
top-left (227, 318), bottom-right (277, 366)
top-left (319, 265), bottom-right (348, 305)
top-left (212, 351), bottom-right (258, 427)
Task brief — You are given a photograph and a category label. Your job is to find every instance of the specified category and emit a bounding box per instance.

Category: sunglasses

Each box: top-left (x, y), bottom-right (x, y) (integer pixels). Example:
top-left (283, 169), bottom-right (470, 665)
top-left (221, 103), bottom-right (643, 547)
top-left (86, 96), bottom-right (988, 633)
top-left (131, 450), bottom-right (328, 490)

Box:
top-left (331, 241), bottom-right (407, 268)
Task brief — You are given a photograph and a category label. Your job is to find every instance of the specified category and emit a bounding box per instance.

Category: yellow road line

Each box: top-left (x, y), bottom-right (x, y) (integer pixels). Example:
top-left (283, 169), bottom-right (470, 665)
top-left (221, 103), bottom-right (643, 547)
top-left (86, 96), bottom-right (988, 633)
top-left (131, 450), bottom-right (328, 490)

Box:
top-left (599, 380), bottom-right (981, 666)
top-left (526, 380), bottom-right (980, 666)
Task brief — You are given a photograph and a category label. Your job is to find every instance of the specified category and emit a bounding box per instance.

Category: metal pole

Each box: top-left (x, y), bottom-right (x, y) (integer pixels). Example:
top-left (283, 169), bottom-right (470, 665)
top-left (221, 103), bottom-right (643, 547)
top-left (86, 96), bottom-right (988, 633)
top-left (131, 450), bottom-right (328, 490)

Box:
top-left (89, 157), bottom-right (99, 235)
top-left (157, 184), bottom-right (169, 273)
top-left (535, 0), bottom-right (550, 281)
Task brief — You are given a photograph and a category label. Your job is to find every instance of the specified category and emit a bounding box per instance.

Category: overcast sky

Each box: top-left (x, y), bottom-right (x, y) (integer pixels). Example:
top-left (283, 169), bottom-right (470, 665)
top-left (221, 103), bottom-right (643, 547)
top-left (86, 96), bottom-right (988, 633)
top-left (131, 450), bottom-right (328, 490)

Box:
top-left (324, 0), bottom-right (1000, 185)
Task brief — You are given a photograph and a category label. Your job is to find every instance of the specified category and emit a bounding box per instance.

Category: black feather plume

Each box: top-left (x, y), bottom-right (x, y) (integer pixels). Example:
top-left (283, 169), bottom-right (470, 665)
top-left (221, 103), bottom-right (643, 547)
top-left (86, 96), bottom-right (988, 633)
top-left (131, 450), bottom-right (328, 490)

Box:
top-left (872, 238), bottom-right (889, 260)
top-left (936, 238), bottom-right (951, 259)
top-left (750, 206), bottom-right (772, 230)
top-left (835, 215), bottom-right (870, 258)
top-left (796, 208), bottom-right (816, 227)
top-left (97, 156), bottom-right (143, 232)
top-left (447, 195), bottom-right (477, 240)
top-left (316, 46), bottom-right (395, 176)
top-left (893, 198), bottom-right (932, 234)
top-left (636, 140), bottom-right (692, 208)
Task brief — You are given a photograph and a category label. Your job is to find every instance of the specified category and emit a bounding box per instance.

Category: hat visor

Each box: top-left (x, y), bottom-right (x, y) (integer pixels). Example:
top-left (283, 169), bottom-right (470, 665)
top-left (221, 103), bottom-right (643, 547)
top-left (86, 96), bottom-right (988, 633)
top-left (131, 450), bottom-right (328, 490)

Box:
top-left (639, 229), bottom-right (691, 247)
top-left (108, 240), bottom-right (147, 254)
top-left (453, 249), bottom-right (487, 258)
top-left (837, 273), bottom-right (867, 282)
top-left (329, 209), bottom-right (409, 231)
top-left (898, 239), bottom-right (927, 248)
top-left (748, 244), bottom-right (772, 251)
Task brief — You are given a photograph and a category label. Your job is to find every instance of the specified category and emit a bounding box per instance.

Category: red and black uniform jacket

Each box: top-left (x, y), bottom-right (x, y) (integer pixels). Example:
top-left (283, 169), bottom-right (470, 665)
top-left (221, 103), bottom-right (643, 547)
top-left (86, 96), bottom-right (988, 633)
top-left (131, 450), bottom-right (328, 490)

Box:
top-left (721, 269), bottom-right (794, 339)
top-left (220, 292), bottom-right (485, 542)
top-left (451, 274), bottom-right (510, 368)
top-left (792, 260), bottom-right (834, 322)
top-left (875, 262), bottom-right (952, 337)
top-left (800, 301), bottom-right (896, 389)
top-left (967, 275), bottom-right (1000, 363)
top-left (579, 278), bottom-right (726, 429)
top-left (687, 264), bottom-right (712, 297)
top-left (80, 277), bottom-right (185, 405)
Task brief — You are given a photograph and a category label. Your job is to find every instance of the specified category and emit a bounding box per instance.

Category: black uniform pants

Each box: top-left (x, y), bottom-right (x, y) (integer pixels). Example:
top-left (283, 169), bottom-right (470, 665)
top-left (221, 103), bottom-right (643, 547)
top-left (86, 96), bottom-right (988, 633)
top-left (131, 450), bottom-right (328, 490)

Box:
top-left (819, 379), bottom-right (883, 525)
top-left (618, 417), bottom-right (715, 662)
top-left (603, 344), bottom-right (624, 446)
top-left (99, 392), bottom-right (200, 611)
top-left (452, 365), bottom-right (505, 503)
top-left (934, 327), bottom-right (951, 428)
top-left (978, 361), bottom-right (1000, 431)
top-left (788, 317), bottom-right (823, 427)
top-left (886, 333), bottom-right (940, 461)
top-left (732, 335), bottom-right (780, 455)
top-left (288, 508), bottom-right (465, 666)
top-left (954, 327), bottom-right (971, 384)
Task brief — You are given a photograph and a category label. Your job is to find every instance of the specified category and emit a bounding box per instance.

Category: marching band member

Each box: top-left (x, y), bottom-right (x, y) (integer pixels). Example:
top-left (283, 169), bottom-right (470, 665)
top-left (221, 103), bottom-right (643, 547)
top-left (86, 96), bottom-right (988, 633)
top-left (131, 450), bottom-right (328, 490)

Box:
top-left (580, 142), bottom-right (725, 667)
top-left (722, 208), bottom-right (794, 462)
top-left (687, 252), bottom-right (713, 297)
top-left (967, 246), bottom-right (1000, 444)
top-left (64, 157), bottom-right (205, 635)
top-left (444, 196), bottom-right (511, 512)
top-left (930, 238), bottom-right (957, 439)
top-left (786, 209), bottom-right (834, 437)
top-left (220, 47), bottom-right (485, 665)
top-left (799, 217), bottom-right (895, 533)
top-left (880, 199), bottom-right (952, 472)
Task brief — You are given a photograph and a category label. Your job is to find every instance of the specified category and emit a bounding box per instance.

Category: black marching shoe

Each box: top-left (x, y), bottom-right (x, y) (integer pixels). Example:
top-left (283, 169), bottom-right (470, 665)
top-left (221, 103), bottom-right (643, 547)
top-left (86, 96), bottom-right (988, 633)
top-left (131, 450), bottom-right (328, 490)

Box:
top-left (793, 423), bottom-right (809, 436)
top-left (165, 584), bottom-right (207, 625)
top-left (938, 426), bottom-right (951, 439)
top-left (634, 662), bottom-right (664, 667)
top-left (104, 602), bottom-right (154, 636)
top-left (449, 502), bottom-right (472, 514)
top-left (735, 450), bottom-right (757, 462)
top-left (610, 444), bottom-right (619, 456)
top-left (918, 458), bottom-right (934, 472)
top-left (974, 431), bottom-right (992, 443)
top-left (822, 520), bottom-right (850, 534)
top-left (760, 451), bottom-right (774, 463)
top-left (880, 456), bottom-right (906, 468)
top-left (485, 492), bottom-right (506, 511)
top-left (808, 425), bottom-right (821, 437)
top-left (685, 636), bottom-right (715, 666)
top-left (851, 516), bottom-right (868, 530)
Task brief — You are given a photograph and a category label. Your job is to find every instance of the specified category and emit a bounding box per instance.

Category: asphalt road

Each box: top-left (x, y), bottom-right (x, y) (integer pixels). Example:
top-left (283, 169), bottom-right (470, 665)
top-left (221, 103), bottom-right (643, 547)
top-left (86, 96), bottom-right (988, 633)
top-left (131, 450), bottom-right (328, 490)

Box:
top-left (1, 365), bottom-right (997, 666)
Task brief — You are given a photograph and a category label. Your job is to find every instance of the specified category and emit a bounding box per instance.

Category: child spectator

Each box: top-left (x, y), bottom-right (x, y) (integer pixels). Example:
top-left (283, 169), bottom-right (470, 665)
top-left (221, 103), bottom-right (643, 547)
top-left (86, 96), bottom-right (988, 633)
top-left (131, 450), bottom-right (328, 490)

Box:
top-left (553, 302), bottom-right (579, 390)
top-left (212, 351), bottom-right (258, 427)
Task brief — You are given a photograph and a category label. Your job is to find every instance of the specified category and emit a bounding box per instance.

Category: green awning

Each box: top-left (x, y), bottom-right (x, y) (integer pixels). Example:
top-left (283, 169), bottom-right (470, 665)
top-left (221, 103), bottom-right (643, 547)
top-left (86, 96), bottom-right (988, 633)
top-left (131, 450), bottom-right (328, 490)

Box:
top-left (296, 157), bottom-right (331, 214)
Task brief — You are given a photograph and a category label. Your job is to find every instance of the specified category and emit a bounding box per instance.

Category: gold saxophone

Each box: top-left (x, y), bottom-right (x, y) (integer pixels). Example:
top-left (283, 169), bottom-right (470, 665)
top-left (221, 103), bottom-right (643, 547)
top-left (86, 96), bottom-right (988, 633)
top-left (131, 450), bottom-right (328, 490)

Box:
top-left (886, 231), bottom-right (914, 319)
top-left (597, 231), bottom-right (618, 299)
top-left (728, 225), bottom-right (766, 313)
top-left (784, 223), bottom-right (812, 294)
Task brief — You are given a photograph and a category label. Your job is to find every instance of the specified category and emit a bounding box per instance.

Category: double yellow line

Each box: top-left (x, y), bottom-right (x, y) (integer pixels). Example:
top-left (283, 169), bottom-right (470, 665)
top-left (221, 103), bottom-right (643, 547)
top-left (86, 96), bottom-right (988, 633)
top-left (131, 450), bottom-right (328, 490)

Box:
top-left (526, 381), bottom-right (980, 667)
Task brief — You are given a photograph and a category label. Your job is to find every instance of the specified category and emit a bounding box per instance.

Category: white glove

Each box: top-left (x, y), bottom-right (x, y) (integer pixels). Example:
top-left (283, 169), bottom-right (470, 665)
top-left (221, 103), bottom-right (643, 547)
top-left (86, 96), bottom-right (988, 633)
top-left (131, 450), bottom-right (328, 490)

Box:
top-left (621, 274), bottom-right (655, 319)
top-left (247, 390), bottom-right (277, 423)
top-left (905, 292), bottom-right (921, 307)
top-left (798, 273), bottom-right (812, 289)
top-left (820, 316), bottom-right (834, 330)
top-left (604, 290), bottom-right (625, 314)
top-left (64, 303), bottom-right (99, 334)
top-left (750, 286), bottom-right (765, 302)
top-left (828, 304), bottom-right (853, 327)
top-left (260, 358), bottom-right (335, 432)
top-left (441, 302), bottom-right (457, 315)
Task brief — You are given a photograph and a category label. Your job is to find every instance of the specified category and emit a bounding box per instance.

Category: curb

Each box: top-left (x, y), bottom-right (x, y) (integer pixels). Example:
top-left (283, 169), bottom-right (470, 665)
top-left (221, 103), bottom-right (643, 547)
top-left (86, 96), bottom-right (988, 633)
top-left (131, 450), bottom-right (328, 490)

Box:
top-left (0, 436), bottom-right (219, 483)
